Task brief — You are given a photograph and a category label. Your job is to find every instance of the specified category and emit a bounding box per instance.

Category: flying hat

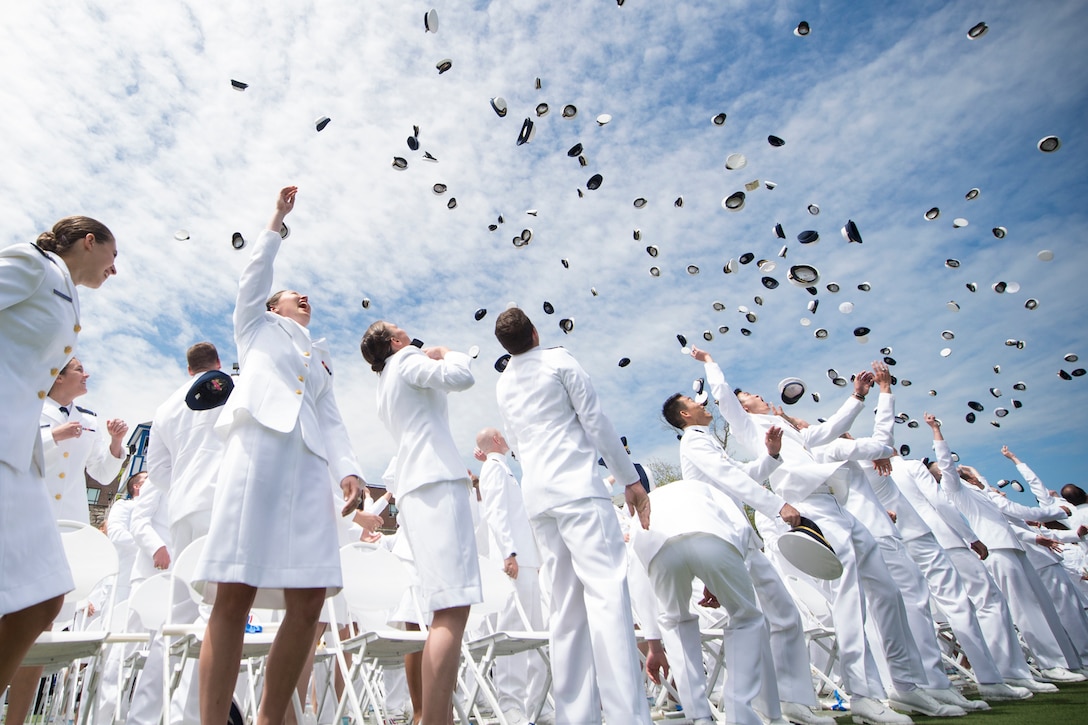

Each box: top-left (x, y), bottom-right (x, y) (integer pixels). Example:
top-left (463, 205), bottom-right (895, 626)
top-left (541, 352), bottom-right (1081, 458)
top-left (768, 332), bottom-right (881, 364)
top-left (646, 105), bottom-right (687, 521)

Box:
top-left (992, 226), bottom-right (1007, 238)
top-left (674, 196), bottom-right (684, 208)
top-left (953, 218), bottom-right (969, 228)
top-left (945, 259), bottom-right (961, 269)
top-left (841, 220), bottom-right (863, 244)
top-left (314, 116), bottom-right (331, 132)
top-left (231, 232), bottom-right (245, 250)
top-left (687, 265), bottom-right (700, 275)
top-left (712, 112), bottom-right (727, 126)
top-left (436, 58), bottom-right (452, 74)
top-left (647, 245), bottom-right (659, 257)
top-left (1037, 250), bottom-right (1054, 261)
top-left (703, 330), bottom-right (713, 341)
top-left (174, 230), bottom-right (190, 241)
top-left (424, 8), bottom-right (439, 32)
top-left (634, 197), bottom-right (649, 209)
top-left (1037, 135), bottom-right (1061, 152)
top-left (649, 266), bottom-right (661, 277)
top-left (474, 308), bottom-right (487, 321)
top-left (495, 354), bottom-right (511, 373)
top-left (542, 301), bottom-right (554, 314)
top-left (559, 318), bottom-right (574, 333)
top-left (516, 118), bottom-right (535, 145)
top-left (619, 357), bottom-right (631, 367)
top-left (779, 516), bottom-right (842, 580)
top-left (360, 298), bottom-right (370, 309)
top-left (798, 230), bottom-right (819, 245)
top-left (596, 113), bottom-right (612, 126)
top-left (768, 135), bottom-right (785, 147)
top-left (186, 370), bottom-right (235, 411)
top-left (779, 378), bottom-right (806, 405)
top-left (725, 153), bottom-right (748, 170)
top-left (965, 188), bottom-right (980, 201)
top-left (432, 183), bottom-right (447, 195)
top-left (490, 97), bottom-right (508, 117)
top-left (392, 156), bottom-right (408, 170)
top-left (562, 104), bottom-right (577, 118)
top-left (794, 21), bottom-right (811, 37)
top-left (807, 204), bottom-right (820, 215)
top-left (587, 174), bottom-right (603, 190)
top-left (567, 142), bottom-right (583, 157)
top-left (967, 21), bottom-right (988, 39)
top-left (723, 192), bottom-right (745, 211)
top-left (739, 252), bottom-right (755, 265)
top-left (230, 79), bottom-right (248, 91)
top-left (774, 223), bottom-right (786, 239)
top-left (535, 102), bottom-right (549, 117)
top-left (924, 207), bottom-right (940, 221)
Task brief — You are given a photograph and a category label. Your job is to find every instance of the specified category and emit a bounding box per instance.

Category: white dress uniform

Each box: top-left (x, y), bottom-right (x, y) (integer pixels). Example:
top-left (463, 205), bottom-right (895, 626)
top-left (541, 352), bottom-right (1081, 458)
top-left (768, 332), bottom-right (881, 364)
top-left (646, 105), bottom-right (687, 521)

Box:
top-left (195, 229), bottom-right (361, 608)
top-left (496, 345), bottom-right (651, 725)
top-left (710, 362), bottom-right (925, 701)
top-left (886, 457), bottom-right (1033, 681)
top-left (933, 440), bottom-right (1082, 672)
top-left (477, 451), bottom-right (546, 718)
top-left (864, 465), bottom-right (1008, 686)
top-left (677, 422), bottom-right (820, 711)
top-left (376, 345), bottom-right (481, 613)
top-left (816, 395), bottom-right (950, 694)
top-left (627, 480), bottom-right (780, 725)
top-left (0, 242), bottom-right (80, 616)
top-left (39, 398), bottom-right (125, 524)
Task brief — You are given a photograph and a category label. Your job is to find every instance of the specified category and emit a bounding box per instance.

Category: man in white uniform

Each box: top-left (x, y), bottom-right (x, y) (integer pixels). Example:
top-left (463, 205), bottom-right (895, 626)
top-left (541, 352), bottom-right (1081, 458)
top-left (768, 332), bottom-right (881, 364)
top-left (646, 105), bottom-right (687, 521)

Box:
top-left (663, 365), bottom-right (833, 725)
top-left (492, 307), bottom-right (652, 725)
top-left (926, 415), bottom-right (1084, 683)
top-left (474, 427), bottom-right (548, 725)
top-left (126, 342), bottom-right (232, 724)
top-left (628, 479), bottom-right (787, 725)
top-left (692, 347), bottom-right (958, 723)
top-left (40, 357), bottom-right (128, 523)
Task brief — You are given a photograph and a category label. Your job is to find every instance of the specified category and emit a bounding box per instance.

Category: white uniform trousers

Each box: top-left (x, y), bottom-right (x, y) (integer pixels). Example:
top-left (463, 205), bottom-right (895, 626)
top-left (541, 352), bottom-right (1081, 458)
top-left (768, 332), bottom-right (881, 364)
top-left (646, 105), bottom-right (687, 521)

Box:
top-left (874, 536), bottom-right (950, 689)
top-left (745, 538), bottom-right (818, 707)
top-left (128, 511), bottom-right (211, 725)
top-left (984, 548), bottom-right (1081, 670)
top-left (530, 498), bottom-right (652, 725)
top-left (904, 535), bottom-right (1004, 684)
top-left (648, 534), bottom-right (778, 725)
top-left (942, 546), bottom-right (1032, 680)
top-left (803, 494), bottom-right (923, 699)
top-left (492, 563), bottom-right (549, 717)
top-left (1037, 562), bottom-right (1088, 664)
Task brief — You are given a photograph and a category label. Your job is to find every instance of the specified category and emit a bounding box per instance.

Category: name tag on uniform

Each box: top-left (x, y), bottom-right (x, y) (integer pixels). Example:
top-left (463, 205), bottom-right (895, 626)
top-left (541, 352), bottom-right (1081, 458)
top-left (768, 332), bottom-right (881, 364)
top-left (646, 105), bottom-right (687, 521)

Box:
top-left (53, 288), bottom-right (73, 302)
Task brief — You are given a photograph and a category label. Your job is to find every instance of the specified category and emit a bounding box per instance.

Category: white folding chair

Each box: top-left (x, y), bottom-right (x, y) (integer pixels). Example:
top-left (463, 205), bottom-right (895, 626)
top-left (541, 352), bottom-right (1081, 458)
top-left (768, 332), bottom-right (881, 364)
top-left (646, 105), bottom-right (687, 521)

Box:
top-left (784, 575), bottom-right (843, 697)
top-left (23, 520), bottom-right (119, 724)
top-left (329, 543), bottom-right (428, 724)
top-left (458, 557), bottom-right (553, 725)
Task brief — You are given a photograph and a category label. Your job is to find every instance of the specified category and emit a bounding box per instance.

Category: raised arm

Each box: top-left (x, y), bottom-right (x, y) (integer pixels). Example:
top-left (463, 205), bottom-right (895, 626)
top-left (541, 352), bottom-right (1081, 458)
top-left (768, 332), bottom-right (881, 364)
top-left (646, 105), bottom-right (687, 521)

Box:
top-left (401, 349), bottom-right (474, 393)
top-left (692, 347), bottom-right (763, 453)
top-left (1003, 445), bottom-right (1054, 507)
top-left (235, 186), bottom-right (296, 339)
top-left (927, 413), bottom-right (962, 495)
top-left (797, 372), bottom-right (870, 448)
top-left (682, 428), bottom-right (787, 520)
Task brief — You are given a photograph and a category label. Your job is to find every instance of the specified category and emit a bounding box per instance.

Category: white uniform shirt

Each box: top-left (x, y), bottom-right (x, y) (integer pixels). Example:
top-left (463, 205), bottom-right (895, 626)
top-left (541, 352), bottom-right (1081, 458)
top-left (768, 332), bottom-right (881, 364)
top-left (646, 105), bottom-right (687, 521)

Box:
top-left (887, 457), bottom-right (977, 549)
top-left (478, 452), bottom-right (541, 568)
top-left (495, 346), bottom-right (637, 518)
top-left (864, 465), bottom-right (933, 542)
top-left (376, 345), bottom-right (474, 498)
top-left (106, 497), bottom-right (139, 601)
top-left (678, 425), bottom-right (784, 525)
top-left (39, 398), bottom-right (124, 524)
top-left (146, 375), bottom-right (225, 526)
top-left (129, 480), bottom-right (172, 583)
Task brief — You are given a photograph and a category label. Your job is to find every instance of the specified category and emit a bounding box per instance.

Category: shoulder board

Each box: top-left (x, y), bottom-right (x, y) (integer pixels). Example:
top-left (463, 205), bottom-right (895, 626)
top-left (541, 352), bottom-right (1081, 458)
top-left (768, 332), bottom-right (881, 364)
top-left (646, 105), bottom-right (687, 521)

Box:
top-left (75, 405), bottom-right (97, 416)
top-left (40, 424), bottom-right (51, 428)
top-left (31, 243), bottom-right (60, 267)
top-left (545, 345), bottom-right (566, 350)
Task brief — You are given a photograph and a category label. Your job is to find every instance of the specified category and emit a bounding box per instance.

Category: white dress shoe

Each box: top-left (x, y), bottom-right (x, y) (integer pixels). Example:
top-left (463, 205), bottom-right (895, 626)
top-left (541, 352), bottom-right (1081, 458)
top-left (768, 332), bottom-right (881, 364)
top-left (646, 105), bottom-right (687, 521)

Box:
top-left (888, 689), bottom-right (966, 717)
top-left (977, 682), bottom-right (1033, 701)
top-left (1006, 677), bottom-right (1059, 693)
top-left (781, 700), bottom-right (836, 725)
top-left (924, 687), bottom-right (989, 711)
top-left (1039, 666), bottom-right (1087, 683)
top-left (850, 696), bottom-right (914, 725)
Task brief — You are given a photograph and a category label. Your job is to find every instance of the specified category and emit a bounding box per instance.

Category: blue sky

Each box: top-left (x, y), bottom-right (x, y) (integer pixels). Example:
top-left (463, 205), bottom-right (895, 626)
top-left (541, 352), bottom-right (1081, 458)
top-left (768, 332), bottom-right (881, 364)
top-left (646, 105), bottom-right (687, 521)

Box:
top-left (2, 0), bottom-right (1086, 503)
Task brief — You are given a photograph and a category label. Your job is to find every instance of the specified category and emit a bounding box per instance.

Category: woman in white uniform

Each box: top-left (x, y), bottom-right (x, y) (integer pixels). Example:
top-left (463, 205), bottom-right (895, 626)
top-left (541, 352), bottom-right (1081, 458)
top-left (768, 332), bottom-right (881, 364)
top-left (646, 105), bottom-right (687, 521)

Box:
top-left (0, 215), bottom-right (117, 693)
top-left (195, 186), bottom-right (366, 725)
top-left (360, 321), bottom-right (480, 725)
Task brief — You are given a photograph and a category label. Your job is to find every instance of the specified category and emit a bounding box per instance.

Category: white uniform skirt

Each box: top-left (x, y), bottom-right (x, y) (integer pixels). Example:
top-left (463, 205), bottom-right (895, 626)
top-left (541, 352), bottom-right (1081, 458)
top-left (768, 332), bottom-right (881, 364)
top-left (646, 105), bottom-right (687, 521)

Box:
top-left (194, 416), bottom-right (342, 610)
top-left (0, 459), bottom-right (74, 616)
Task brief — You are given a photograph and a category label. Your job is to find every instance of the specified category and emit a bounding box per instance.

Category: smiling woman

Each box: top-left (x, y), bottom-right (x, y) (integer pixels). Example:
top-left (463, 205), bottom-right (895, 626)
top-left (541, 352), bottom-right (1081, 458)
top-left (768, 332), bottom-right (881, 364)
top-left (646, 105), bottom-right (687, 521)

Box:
top-left (0, 212), bottom-right (117, 698)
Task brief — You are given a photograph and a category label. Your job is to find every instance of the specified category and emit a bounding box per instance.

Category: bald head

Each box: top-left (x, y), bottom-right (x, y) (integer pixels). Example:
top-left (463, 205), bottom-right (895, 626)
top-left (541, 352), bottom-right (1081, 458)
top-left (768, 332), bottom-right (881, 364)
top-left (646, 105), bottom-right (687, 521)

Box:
top-left (1061, 484), bottom-right (1086, 507)
top-left (476, 427), bottom-right (508, 456)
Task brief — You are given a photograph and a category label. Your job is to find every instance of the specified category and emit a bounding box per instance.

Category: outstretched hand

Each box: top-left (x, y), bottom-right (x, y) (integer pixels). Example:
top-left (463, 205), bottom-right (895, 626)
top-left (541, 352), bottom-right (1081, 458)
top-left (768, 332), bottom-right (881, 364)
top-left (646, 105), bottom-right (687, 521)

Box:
top-left (276, 186), bottom-right (298, 215)
top-left (871, 361), bottom-right (892, 393)
top-left (690, 346), bottom-right (712, 363)
top-left (764, 426), bottom-right (783, 457)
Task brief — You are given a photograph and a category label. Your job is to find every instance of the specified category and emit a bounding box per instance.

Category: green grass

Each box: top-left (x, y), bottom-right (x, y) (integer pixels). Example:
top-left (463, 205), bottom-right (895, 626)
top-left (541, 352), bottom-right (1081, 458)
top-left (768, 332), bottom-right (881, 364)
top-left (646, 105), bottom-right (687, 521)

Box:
top-left (905, 680), bottom-right (1088, 725)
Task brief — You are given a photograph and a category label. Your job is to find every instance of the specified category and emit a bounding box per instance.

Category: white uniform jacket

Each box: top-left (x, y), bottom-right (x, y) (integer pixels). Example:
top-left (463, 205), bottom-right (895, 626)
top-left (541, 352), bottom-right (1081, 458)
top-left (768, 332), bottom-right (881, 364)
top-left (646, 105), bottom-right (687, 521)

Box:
top-left (0, 243), bottom-right (81, 473)
top-left (705, 361), bottom-right (863, 504)
top-left (478, 452), bottom-right (541, 567)
top-left (146, 376), bottom-right (225, 526)
top-left (215, 229), bottom-right (358, 484)
top-left (678, 425), bottom-right (784, 526)
top-left (815, 392), bottom-right (897, 538)
top-left (888, 456), bottom-right (977, 550)
top-left (864, 465), bottom-right (932, 542)
top-left (106, 497), bottom-right (139, 598)
top-left (40, 398), bottom-right (124, 523)
top-left (933, 441), bottom-right (1023, 552)
top-left (495, 346), bottom-right (637, 518)
top-left (376, 345), bottom-right (474, 498)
